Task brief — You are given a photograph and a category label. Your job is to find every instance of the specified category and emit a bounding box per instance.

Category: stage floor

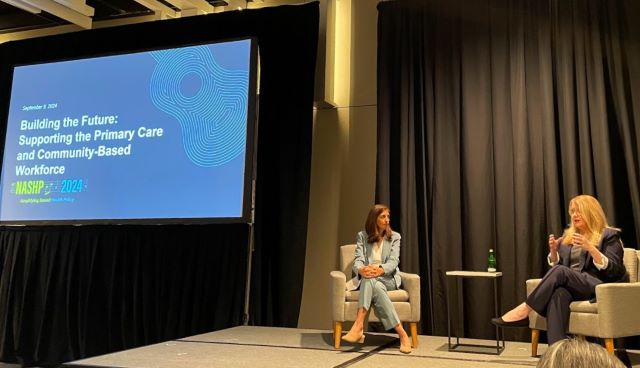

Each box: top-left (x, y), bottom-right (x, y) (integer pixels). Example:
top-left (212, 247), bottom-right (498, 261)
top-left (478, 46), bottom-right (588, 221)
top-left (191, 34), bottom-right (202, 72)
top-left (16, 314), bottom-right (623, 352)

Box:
top-left (62, 326), bottom-right (640, 368)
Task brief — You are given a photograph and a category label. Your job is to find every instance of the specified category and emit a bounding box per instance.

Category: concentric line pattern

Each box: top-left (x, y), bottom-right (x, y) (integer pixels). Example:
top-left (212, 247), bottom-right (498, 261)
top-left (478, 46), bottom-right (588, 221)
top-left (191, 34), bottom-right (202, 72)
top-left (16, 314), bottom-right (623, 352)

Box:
top-left (149, 46), bottom-right (249, 167)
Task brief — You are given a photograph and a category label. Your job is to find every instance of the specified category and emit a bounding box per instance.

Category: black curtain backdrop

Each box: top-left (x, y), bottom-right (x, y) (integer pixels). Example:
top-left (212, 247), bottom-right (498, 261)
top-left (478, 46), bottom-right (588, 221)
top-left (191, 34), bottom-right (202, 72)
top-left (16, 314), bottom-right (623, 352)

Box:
top-left (0, 2), bottom-right (318, 366)
top-left (377, 0), bottom-right (640, 345)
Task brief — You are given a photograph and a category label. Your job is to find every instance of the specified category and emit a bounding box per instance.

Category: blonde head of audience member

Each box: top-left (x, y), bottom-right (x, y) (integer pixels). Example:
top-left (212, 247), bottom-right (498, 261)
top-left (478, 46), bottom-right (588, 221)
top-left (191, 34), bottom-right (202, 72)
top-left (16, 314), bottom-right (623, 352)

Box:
top-left (537, 338), bottom-right (625, 368)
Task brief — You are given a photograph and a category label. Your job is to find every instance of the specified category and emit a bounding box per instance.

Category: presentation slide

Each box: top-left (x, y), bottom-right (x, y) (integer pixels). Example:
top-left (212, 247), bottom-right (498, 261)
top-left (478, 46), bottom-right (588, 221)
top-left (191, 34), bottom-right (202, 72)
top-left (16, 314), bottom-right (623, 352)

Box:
top-left (0, 38), bottom-right (256, 224)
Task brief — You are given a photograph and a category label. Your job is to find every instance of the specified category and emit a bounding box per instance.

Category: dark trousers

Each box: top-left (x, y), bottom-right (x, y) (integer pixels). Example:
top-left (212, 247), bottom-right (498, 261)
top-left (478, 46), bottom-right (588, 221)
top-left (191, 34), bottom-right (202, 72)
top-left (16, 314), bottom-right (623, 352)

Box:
top-left (526, 265), bottom-right (601, 345)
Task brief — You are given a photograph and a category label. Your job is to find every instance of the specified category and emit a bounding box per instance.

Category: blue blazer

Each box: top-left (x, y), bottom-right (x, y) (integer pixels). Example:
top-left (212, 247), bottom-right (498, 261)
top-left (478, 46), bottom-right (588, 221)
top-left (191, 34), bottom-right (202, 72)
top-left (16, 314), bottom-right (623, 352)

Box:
top-left (350, 230), bottom-right (402, 290)
top-left (557, 227), bottom-right (627, 284)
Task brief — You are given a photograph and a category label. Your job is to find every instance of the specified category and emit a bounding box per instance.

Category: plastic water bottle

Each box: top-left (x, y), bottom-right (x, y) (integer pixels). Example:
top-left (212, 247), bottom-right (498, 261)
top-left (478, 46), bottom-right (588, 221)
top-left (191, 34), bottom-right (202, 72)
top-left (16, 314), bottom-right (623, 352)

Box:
top-left (487, 249), bottom-right (497, 272)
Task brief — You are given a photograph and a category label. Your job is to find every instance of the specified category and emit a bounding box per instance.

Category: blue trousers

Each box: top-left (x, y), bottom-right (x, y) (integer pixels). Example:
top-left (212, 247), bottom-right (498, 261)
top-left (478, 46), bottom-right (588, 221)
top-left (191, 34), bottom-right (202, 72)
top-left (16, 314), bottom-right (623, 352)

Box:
top-left (358, 277), bottom-right (400, 331)
top-left (526, 265), bottom-right (601, 344)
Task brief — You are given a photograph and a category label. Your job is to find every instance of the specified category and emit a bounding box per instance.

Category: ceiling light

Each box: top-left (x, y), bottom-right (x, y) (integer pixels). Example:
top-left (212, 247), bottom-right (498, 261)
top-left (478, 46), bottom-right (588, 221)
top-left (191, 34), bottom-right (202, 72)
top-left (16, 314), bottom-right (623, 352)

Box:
top-left (20, 0), bottom-right (93, 28)
top-left (1, 0), bottom-right (42, 14)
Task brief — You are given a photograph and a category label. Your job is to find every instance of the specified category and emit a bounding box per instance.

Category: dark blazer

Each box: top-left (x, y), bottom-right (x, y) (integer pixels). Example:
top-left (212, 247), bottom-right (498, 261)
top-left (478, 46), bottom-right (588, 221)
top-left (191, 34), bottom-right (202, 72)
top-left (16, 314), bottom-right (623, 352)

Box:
top-left (557, 227), bottom-right (627, 283)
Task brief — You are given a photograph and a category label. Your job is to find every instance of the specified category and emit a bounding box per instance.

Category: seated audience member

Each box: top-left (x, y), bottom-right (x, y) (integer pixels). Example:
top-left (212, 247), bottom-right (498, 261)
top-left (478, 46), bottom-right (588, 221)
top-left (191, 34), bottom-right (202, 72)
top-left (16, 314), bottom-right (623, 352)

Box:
top-left (537, 338), bottom-right (625, 368)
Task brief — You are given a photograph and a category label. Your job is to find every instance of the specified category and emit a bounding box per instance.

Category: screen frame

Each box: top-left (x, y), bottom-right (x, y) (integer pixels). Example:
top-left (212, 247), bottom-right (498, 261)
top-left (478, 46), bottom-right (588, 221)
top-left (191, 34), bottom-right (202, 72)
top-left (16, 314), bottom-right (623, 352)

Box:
top-left (0, 36), bottom-right (259, 226)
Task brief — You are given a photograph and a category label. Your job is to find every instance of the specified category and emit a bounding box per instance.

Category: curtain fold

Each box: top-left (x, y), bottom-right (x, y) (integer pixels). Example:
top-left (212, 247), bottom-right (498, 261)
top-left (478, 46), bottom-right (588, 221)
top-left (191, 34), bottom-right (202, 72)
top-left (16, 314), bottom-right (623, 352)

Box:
top-left (377, 0), bottom-right (640, 344)
top-left (0, 225), bottom-right (250, 365)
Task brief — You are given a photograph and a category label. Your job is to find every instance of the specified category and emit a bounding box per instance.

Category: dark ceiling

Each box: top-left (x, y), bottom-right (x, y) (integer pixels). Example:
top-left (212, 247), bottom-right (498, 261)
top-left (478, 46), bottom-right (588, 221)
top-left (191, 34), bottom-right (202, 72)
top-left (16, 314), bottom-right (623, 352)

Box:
top-left (0, 0), bottom-right (228, 34)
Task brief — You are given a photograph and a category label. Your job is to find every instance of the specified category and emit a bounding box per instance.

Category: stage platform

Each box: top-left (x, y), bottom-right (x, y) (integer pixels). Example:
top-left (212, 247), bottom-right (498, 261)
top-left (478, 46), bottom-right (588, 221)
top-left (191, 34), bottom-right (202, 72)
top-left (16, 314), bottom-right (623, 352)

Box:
top-left (61, 326), bottom-right (640, 368)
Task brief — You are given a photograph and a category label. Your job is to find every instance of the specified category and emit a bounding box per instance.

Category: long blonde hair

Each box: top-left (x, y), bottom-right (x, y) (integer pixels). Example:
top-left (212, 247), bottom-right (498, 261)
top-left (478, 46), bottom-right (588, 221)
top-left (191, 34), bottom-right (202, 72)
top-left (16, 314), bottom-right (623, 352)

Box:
top-left (562, 195), bottom-right (609, 247)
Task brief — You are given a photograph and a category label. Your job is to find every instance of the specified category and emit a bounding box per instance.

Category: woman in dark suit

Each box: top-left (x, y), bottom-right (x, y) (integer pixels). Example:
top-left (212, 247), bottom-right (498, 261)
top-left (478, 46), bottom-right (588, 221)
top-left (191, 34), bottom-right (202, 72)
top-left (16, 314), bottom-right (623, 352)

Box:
top-left (492, 195), bottom-right (627, 345)
top-left (342, 204), bottom-right (412, 354)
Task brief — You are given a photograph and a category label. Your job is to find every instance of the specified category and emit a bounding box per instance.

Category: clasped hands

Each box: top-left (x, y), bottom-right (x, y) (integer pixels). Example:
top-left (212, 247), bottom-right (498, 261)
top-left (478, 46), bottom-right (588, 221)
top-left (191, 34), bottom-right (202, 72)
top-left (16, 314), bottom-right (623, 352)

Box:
top-left (358, 265), bottom-right (385, 279)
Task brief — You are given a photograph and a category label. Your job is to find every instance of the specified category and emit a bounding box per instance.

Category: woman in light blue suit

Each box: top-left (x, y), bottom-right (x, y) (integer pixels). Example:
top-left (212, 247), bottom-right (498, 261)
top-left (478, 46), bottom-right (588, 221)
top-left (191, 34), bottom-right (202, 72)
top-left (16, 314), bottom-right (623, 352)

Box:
top-left (342, 204), bottom-right (412, 354)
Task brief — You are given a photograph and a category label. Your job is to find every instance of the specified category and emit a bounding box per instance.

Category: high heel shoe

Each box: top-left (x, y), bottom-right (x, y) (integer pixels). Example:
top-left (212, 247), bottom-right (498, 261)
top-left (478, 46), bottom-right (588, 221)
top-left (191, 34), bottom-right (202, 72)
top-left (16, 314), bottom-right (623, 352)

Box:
top-left (399, 338), bottom-right (412, 354)
top-left (341, 331), bottom-right (365, 343)
top-left (490, 316), bottom-right (529, 328)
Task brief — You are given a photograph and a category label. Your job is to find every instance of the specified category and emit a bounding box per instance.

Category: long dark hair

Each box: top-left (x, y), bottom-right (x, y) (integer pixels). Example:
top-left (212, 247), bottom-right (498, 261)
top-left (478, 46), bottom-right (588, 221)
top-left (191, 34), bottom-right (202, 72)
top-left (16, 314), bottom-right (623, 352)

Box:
top-left (365, 204), bottom-right (393, 243)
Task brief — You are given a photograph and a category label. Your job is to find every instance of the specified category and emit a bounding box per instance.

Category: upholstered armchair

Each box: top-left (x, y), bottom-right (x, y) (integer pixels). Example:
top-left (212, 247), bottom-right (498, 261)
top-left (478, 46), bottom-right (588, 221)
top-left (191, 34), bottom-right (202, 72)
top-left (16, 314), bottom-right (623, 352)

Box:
top-left (527, 248), bottom-right (640, 356)
top-left (329, 244), bottom-right (420, 349)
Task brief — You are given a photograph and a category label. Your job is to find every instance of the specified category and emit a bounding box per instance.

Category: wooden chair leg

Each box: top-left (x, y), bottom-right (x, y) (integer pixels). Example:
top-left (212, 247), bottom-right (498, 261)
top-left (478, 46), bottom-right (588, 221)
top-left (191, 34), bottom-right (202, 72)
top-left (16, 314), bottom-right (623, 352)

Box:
top-left (604, 338), bottom-right (614, 354)
top-left (531, 329), bottom-right (540, 357)
top-left (333, 321), bottom-right (342, 349)
top-left (410, 322), bottom-right (418, 348)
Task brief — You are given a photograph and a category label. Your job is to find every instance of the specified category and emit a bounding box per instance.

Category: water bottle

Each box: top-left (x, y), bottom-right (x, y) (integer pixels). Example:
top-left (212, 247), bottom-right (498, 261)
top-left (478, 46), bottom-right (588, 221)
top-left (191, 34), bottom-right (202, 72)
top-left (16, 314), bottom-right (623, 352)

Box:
top-left (487, 248), bottom-right (497, 272)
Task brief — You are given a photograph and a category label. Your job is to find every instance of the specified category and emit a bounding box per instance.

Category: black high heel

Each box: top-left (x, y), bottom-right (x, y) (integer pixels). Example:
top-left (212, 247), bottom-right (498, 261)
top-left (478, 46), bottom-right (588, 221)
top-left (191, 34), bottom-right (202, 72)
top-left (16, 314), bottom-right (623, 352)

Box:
top-left (491, 316), bottom-right (529, 328)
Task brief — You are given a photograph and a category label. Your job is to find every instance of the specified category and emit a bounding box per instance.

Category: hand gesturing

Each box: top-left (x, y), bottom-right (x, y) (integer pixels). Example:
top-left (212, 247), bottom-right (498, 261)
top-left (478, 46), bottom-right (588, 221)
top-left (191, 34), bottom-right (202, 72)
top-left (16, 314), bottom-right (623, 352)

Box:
top-left (548, 234), bottom-right (561, 253)
top-left (572, 233), bottom-right (593, 251)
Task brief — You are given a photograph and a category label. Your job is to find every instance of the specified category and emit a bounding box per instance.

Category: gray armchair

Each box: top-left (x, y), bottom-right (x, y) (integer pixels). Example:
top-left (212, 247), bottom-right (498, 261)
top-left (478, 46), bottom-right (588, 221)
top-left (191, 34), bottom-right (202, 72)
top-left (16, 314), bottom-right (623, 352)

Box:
top-left (330, 244), bottom-right (420, 349)
top-left (527, 248), bottom-right (640, 356)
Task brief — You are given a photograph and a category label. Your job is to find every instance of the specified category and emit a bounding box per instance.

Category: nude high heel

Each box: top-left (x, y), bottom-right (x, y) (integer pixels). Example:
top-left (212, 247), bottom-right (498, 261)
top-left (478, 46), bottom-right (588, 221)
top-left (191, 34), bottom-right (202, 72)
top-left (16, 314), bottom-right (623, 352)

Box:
top-left (341, 331), bottom-right (365, 343)
top-left (399, 337), bottom-right (412, 354)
